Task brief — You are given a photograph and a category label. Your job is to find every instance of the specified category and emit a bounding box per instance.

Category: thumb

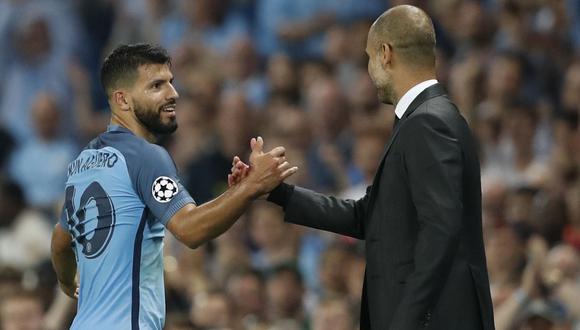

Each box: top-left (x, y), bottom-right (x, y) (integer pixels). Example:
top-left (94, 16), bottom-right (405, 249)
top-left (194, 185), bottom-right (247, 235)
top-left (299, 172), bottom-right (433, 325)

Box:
top-left (250, 136), bottom-right (264, 155)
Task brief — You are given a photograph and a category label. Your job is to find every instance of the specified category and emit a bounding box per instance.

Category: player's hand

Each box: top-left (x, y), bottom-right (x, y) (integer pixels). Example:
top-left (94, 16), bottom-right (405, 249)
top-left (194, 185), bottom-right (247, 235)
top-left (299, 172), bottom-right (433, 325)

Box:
top-left (228, 156), bottom-right (249, 187)
top-left (244, 136), bottom-right (298, 197)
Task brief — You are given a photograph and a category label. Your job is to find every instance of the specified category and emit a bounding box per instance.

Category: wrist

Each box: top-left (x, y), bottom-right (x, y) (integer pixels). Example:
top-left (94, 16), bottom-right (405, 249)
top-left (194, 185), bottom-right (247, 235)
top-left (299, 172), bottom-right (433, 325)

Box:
top-left (234, 180), bottom-right (262, 201)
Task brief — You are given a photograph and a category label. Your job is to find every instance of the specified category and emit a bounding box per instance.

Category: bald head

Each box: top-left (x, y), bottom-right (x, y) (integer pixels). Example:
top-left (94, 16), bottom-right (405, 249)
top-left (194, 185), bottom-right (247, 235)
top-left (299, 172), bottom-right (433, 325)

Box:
top-left (369, 5), bottom-right (436, 68)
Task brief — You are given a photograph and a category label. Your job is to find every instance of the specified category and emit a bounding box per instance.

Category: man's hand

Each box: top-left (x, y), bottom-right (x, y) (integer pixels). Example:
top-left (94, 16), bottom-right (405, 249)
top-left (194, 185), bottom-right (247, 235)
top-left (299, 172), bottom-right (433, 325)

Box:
top-left (237, 137), bottom-right (297, 196)
top-left (228, 156), bottom-right (249, 187)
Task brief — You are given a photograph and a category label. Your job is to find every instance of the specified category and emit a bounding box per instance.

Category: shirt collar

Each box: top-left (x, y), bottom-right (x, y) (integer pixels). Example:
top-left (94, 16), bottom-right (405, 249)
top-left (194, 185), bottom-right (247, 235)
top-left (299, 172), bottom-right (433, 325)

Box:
top-left (394, 79), bottom-right (438, 119)
top-left (106, 124), bottom-right (132, 134)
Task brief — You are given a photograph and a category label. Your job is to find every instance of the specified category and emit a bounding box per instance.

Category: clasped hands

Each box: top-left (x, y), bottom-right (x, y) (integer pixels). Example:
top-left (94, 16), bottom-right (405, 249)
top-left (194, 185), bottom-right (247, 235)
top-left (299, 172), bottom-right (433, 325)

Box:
top-left (230, 136), bottom-right (297, 197)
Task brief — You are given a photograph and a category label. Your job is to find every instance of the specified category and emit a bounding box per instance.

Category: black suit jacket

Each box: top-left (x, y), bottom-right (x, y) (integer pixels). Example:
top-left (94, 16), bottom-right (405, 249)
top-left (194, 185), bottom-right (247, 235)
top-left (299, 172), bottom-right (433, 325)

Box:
top-left (269, 84), bottom-right (495, 329)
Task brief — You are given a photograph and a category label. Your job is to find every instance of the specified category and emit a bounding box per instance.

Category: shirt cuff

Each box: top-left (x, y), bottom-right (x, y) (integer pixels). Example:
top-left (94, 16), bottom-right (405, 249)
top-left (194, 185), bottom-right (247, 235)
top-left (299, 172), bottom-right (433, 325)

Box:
top-left (267, 183), bottom-right (294, 210)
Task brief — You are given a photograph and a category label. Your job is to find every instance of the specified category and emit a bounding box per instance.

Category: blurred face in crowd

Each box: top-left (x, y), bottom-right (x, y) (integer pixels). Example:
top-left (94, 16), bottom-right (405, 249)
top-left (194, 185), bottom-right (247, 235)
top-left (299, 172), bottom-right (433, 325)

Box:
top-left (250, 203), bottom-right (287, 250)
top-left (307, 79), bottom-right (348, 141)
top-left (225, 38), bottom-right (257, 81)
top-left (353, 132), bottom-right (386, 181)
top-left (266, 270), bottom-right (304, 318)
top-left (319, 247), bottom-right (349, 294)
top-left (125, 63), bottom-right (179, 135)
top-left (190, 292), bottom-right (231, 329)
top-left (507, 107), bottom-right (537, 153)
top-left (13, 17), bottom-right (52, 63)
top-left (0, 295), bottom-right (44, 330)
top-left (226, 272), bottom-right (265, 316)
top-left (31, 93), bottom-right (61, 141)
top-left (312, 299), bottom-right (353, 330)
top-left (216, 91), bottom-right (253, 156)
top-left (486, 55), bottom-right (522, 101)
top-left (267, 54), bottom-right (297, 95)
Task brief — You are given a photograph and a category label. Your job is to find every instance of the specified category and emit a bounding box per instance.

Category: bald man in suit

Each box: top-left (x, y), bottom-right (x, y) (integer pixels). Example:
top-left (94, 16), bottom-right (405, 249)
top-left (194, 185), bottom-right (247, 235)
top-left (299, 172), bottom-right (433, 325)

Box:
top-left (231, 5), bottom-right (495, 330)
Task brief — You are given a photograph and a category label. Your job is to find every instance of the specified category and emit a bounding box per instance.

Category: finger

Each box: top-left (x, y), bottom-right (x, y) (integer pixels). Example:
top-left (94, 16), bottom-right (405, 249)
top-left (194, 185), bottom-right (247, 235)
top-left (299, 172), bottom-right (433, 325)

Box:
top-left (251, 137), bottom-right (265, 155)
top-left (232, 170), bottom-right (242, 180)
top-left (277, 161), bottom-right (291, 172)
top-left (232, 156), bottom-right (240, 166)
top-left (235, 161), bottom-right (246, 170)
top-left (280, 166), bottom-right (299, 180)
top-left (268, 146), bottom-right (286, 157)
top-left (228, 174), bottom-right (233, 187)
top-left (241, 166), bottom-right (250, 178)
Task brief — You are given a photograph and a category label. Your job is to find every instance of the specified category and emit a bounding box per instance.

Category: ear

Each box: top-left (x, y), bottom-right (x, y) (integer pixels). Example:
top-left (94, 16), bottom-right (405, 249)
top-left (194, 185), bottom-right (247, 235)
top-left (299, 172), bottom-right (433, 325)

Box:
top-left (380, 43), bottom-right (393, 68)
top-left (113, 90), bottom-right (131, 111)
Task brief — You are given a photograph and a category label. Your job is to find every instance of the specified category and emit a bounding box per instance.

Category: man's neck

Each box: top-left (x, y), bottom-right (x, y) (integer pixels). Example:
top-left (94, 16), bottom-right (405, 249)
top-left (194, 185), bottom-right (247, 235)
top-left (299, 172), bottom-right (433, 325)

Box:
top-left (110, 114), bottom-right (156, 142)
top-left (392, 71), bottom-right (436, 108)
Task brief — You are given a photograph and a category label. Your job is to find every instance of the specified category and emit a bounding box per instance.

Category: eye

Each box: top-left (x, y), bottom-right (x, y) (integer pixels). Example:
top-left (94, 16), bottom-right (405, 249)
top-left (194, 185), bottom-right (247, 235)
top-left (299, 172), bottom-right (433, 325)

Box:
top-left (152, 82), bottom-right (160, 89)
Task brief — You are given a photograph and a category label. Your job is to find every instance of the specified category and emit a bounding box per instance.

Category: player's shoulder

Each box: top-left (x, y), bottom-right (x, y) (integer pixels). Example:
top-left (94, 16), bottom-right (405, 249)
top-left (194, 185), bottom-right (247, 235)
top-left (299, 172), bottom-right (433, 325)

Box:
top-left (97, 128), bottom-right (169, 161)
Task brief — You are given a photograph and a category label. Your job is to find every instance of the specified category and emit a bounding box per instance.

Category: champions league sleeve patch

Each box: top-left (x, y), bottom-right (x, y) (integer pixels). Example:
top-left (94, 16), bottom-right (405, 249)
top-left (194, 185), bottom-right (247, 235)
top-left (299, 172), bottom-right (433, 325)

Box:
top-left (152, 176), bottom-right (179, 203)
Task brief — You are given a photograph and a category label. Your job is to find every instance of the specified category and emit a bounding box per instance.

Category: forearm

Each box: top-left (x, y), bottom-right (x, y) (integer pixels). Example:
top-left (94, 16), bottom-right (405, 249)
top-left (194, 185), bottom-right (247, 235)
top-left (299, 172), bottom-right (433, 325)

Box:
top-left (169, 183), bottom-right (257, 248)
top-left (50, 225), bottom-right (77, 297)
top-left (269, 183), bottom-right (367, 239)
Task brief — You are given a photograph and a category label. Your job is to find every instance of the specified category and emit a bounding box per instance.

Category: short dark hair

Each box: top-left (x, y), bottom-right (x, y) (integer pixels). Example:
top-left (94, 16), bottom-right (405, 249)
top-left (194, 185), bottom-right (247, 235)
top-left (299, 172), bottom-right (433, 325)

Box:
top-left (268, 264), bottom-right (303, 286)
top-left (508, 98), bottom-right (538, 125)
top-left (100, 44), bottom-right (171, 97)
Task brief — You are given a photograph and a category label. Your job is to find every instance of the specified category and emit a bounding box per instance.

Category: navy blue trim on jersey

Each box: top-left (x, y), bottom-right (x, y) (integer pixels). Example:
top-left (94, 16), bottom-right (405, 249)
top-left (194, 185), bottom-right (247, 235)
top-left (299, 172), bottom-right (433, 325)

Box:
top-left (132, 209), bottom-right (149, 330)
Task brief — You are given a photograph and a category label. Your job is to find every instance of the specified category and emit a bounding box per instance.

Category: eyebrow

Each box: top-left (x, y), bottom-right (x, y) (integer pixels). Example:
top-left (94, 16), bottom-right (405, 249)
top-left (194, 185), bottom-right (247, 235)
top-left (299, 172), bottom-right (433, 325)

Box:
top-left (149, 79), bottom-right (165, 87)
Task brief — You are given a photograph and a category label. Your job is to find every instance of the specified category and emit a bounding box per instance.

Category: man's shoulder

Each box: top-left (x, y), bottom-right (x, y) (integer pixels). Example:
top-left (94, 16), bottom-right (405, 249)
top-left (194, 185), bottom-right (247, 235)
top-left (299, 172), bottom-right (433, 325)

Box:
top-left (86, 130), bottom-right (169, 162)
top-left (407, 96), bottom-right (465, 127)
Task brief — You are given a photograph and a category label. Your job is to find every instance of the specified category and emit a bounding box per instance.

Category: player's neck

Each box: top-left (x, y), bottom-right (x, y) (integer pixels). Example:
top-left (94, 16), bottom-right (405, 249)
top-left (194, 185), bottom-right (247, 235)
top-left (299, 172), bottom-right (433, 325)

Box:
top-left (110, 115), bottom-right (157, 143)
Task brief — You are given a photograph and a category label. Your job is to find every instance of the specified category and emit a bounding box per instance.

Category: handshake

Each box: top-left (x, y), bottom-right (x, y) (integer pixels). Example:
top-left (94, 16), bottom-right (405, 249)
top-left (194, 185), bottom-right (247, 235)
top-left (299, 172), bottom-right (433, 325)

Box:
top-left (227, 136), bottom-right (298, 198)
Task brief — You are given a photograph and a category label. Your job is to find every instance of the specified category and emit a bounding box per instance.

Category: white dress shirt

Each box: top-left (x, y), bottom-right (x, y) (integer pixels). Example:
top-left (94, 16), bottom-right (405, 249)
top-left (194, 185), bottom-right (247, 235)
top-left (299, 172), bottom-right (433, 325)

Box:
top-left (394, 79), bottom-right (438, 119)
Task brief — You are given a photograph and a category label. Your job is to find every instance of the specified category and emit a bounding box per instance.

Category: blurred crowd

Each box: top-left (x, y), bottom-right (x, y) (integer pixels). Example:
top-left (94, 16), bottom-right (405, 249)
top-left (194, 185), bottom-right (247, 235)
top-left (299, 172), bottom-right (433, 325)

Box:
top-left (0, 0), bottom-right (579, 329)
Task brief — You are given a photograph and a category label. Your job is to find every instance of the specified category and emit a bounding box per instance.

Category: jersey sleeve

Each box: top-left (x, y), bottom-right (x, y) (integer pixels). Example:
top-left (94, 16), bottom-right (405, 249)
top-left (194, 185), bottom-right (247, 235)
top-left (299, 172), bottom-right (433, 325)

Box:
top-left (134, 144), bottom-right (195, 226)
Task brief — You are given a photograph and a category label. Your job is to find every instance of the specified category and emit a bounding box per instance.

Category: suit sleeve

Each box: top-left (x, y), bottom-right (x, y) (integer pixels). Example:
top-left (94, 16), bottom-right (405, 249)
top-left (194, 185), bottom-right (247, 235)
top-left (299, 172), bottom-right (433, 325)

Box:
top-left (270, 184), bottom-right (371, 239)
top-left (135, 145), bottom-right (195, 226)
top-left (390, 113), bottom-right (463, 329)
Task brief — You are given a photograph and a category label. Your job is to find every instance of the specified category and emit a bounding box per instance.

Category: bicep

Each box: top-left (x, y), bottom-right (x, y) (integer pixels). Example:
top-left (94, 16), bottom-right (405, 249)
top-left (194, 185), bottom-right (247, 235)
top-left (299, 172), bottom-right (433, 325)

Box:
top-left (164, 203), bottom-right (196, 242)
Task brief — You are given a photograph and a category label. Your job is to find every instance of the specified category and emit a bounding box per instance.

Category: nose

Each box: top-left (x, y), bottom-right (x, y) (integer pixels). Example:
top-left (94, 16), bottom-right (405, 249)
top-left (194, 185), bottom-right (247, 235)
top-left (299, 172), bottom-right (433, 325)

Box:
top-left (168, 83), bottom-right (179, 100)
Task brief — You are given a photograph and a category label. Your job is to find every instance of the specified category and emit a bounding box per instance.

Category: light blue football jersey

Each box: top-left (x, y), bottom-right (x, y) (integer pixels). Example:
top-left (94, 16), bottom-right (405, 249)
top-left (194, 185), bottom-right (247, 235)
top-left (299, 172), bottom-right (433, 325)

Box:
top-left (60, 125), bottom-right (195, 330)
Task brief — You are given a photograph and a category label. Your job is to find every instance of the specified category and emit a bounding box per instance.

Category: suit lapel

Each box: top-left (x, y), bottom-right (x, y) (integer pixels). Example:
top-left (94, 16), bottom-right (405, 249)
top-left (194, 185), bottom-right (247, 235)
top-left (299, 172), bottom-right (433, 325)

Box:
top-left (367, 83), bottom-right (447, 207)
top-left (380, 83), bottom-right (446, 162)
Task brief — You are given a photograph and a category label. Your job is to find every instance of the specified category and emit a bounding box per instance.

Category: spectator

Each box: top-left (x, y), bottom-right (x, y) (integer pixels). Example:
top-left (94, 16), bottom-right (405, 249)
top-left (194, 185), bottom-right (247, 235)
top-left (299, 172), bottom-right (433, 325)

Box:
top-left (249, 202), bottom-right (297, 272)
top-left (0, 289), bottom-right (45, 330)
top-left (189, 289), bottom-right (233, 329)
top-left (0, 1), bottom-right (578, 328)
top-left (0, 178), bottom-right (52, 271)
top-left (0, 2), bottom-right (78, 143)
top-left (7, 93), bottom-right (76, 211)
top-left (312, 297), bottom-right (355, 330)
top-left (265, 265), bottom-right (306, 327)
top-left (224, 268), bottom-right (267, 328)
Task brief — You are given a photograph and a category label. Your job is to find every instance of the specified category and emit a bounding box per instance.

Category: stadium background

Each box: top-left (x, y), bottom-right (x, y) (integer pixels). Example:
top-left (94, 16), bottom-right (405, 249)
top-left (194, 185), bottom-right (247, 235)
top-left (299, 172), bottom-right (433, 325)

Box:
top-left (0, 0), bottom-right (579, 329)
